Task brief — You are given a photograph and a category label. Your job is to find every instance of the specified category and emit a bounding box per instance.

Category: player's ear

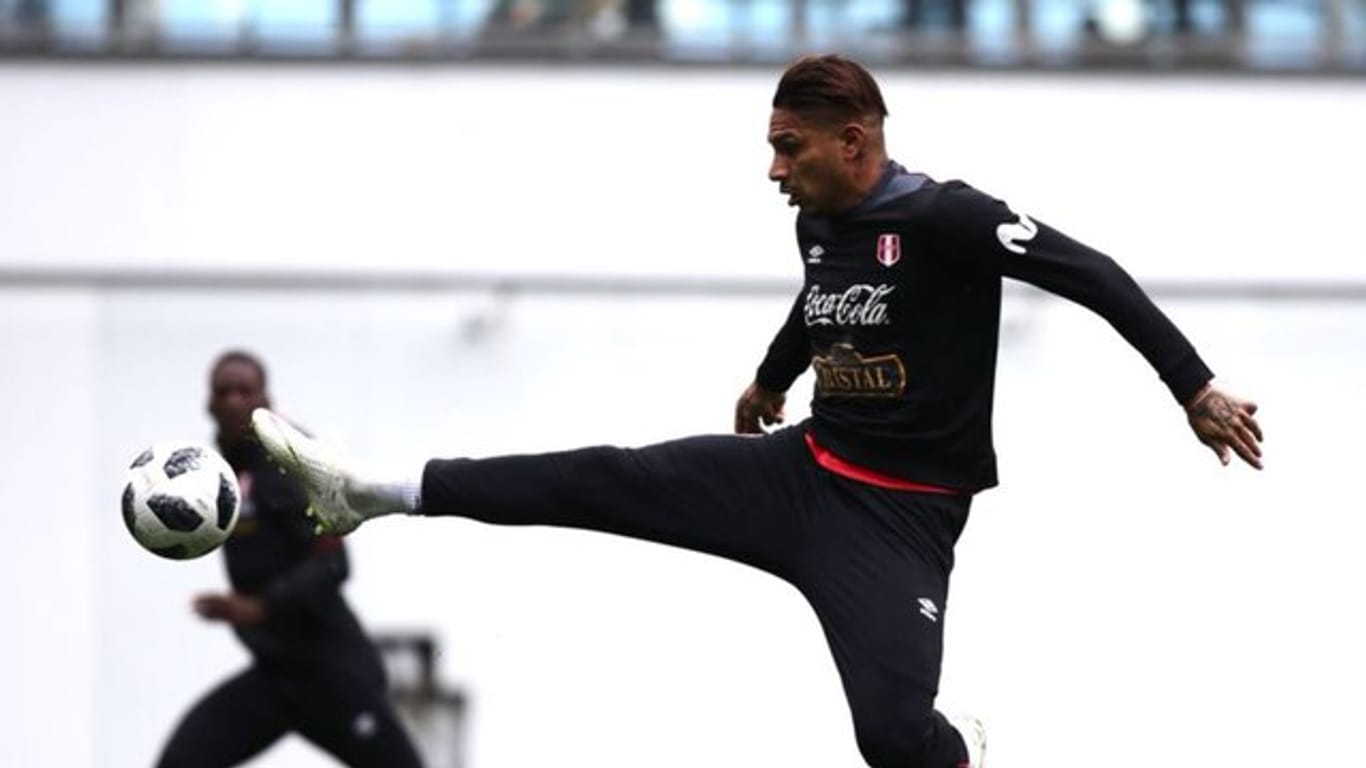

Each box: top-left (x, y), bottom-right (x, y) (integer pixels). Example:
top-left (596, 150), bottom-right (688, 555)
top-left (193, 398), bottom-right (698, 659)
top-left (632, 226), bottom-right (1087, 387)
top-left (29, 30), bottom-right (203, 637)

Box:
top-left (839, 122), bottom-right (866, 160)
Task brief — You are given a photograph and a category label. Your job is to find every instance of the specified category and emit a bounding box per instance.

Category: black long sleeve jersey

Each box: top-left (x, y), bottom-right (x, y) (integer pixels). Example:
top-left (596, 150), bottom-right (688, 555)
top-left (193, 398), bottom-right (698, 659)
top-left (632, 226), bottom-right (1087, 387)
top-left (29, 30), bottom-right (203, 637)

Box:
top-left (220, 437), bottom-right (383, 681)
top-left (756, 162), bottom-right (1213, 492)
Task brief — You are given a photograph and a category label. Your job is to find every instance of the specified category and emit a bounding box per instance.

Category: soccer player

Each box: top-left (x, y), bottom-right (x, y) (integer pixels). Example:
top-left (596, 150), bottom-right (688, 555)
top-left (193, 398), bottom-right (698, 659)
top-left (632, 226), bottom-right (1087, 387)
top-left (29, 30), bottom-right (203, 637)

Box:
top-left (155, 350), bottom-right (423, 768)
top-left (250, 55), bottom-right (1263, 768)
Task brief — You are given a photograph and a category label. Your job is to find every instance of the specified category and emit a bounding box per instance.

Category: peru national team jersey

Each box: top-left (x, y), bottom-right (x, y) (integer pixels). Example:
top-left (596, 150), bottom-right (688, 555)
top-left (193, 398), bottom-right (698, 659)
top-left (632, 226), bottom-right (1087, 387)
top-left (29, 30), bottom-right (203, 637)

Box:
top-left (756, 161), bottom-right (1213, 492)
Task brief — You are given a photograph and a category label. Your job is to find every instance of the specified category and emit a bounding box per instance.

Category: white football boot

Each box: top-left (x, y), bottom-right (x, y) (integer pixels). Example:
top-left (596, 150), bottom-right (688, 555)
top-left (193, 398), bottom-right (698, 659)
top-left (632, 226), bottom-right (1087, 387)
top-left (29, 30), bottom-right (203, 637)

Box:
top-left (250, 408), bottom-right (396, 535)
top-left (947, 713), bottom-right (987, 768)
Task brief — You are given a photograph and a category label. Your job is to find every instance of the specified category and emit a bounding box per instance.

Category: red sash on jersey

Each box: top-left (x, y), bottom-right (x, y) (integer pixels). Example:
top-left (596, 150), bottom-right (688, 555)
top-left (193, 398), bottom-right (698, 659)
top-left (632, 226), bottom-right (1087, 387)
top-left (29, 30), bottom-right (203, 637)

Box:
top-left (804, 432), bottom-right (962, 496)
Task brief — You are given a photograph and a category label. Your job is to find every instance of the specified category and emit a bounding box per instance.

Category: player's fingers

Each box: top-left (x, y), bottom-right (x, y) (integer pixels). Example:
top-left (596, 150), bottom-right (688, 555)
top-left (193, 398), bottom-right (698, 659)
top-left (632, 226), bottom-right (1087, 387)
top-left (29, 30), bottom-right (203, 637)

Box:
top-left (1231, 434), bottom-right (1263, 469)
top-left (1236, 423), bottom-right (1262, 457)
top-left (1241, 411), bottom-right (1264, 442)
top-left (1209, 441), bottom-right (1230, 466)
top-left (1244, 400), bottom-right (1258, 415)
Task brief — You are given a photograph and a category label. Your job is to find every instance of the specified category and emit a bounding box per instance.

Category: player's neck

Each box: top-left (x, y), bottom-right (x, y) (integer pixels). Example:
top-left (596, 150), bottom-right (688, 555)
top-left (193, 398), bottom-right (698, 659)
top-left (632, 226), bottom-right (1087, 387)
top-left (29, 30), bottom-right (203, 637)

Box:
top-left (216, 431), bottom-right (250, 456)
top-left (835, 156), bottom-right (891, 214)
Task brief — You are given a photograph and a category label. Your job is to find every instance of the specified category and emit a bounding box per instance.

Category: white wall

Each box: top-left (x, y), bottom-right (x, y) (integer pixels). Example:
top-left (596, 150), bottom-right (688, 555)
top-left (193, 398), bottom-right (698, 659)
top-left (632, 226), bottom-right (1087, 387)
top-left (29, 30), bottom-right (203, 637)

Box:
top-left (1, 65), bottom-right (1364, 282)
top-left (0, 66), bottom-right (1363, 768)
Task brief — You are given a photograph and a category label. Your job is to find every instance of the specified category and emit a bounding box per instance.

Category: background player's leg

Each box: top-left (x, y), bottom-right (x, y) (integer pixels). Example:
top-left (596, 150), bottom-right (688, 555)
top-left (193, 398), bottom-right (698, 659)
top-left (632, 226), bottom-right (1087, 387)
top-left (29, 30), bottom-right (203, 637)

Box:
top-left (420, 427), bottom-right (817, 578)
top-left (154, 666), bottom-right (288, 768)
top-left (283, 669), bottom-right (424, 768)
top-left (796, 478), bottom-right (972, 768)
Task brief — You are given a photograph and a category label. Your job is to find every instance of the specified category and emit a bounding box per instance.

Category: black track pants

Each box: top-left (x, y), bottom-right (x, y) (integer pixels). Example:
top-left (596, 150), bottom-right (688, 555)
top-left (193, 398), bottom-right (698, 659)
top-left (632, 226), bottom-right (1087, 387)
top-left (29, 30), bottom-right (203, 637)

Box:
top-left (155, 664), bottom-right (424, 768)
top-left (421, 425), bottom-right (972, 768)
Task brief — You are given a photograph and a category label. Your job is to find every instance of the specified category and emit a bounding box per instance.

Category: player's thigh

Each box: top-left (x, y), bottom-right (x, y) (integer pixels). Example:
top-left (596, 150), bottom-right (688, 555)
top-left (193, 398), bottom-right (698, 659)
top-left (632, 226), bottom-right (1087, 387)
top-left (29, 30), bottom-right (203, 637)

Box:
top-left (595, 428), bottom-right (821, 571)
top-left (286, 676), bottom-right (423, 768)
top-left (427, 426), bottom-right (820, 577)
top-left (155, 667), bottom-right (288, 768)
top-left (799, 488), bottom-right (966, 740)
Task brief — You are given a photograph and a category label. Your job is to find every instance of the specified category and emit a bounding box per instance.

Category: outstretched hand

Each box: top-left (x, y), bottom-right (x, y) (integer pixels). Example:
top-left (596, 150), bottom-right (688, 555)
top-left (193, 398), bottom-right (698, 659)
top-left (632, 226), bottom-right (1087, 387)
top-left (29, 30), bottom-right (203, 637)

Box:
top-left (193, 592), bottom-right (267, 626)
top-left (1185, 384), bottom-right (1263, 469)
top-left (735, 381), bottom-right (787, 435)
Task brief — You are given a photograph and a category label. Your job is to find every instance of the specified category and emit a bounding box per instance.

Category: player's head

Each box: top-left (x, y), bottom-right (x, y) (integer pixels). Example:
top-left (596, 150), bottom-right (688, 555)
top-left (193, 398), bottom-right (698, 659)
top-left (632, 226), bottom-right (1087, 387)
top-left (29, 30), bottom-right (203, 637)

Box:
top-left (768, 54), bottom-right (889, 216)
top-left (207, 349), bottom-right (271, 446)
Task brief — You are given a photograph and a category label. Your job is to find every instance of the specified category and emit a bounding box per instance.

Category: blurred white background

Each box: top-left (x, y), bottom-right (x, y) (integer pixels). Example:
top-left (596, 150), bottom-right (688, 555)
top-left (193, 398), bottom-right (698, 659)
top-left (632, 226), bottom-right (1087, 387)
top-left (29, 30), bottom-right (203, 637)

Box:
top-left (0, 66), bottom-right (1363, 767)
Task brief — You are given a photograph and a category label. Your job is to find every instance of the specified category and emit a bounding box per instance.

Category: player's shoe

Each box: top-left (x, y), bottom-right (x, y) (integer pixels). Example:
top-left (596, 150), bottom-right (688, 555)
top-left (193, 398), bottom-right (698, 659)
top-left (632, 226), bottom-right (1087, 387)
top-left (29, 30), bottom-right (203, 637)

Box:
top-left (947, 713), bottom-right (987, 768)
top-left (250, 407), bottom-right (380, 535)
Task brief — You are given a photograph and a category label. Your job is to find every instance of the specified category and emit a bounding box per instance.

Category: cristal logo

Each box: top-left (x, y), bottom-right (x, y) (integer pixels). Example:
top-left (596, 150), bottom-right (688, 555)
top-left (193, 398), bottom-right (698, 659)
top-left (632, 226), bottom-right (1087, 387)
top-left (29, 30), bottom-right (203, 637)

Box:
top-left (804, 284), bottom-right (895, 326)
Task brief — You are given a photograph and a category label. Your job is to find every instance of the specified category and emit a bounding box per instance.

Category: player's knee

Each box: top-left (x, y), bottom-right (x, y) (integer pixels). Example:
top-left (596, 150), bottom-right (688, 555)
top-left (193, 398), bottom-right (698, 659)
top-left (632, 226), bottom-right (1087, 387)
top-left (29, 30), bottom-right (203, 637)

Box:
top-left (853, 708), bottom-right (938, 767)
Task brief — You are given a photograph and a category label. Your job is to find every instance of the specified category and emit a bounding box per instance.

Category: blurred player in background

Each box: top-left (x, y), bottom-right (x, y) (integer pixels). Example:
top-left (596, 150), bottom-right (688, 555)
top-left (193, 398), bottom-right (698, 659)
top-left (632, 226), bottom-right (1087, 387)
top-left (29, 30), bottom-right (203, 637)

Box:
top-left (155, 350), bottom-right (423, 768)
top-left (249, 55), bottom-right (1262, 768)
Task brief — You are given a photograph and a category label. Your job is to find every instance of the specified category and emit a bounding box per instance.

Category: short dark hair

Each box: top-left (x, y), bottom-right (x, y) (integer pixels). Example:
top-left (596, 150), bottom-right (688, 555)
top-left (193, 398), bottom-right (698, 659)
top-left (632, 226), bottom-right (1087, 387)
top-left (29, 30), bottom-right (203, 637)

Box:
top-left (772, 54), bottom-right (889, 125)
top-left (211, 348), bottom-right (268, 389)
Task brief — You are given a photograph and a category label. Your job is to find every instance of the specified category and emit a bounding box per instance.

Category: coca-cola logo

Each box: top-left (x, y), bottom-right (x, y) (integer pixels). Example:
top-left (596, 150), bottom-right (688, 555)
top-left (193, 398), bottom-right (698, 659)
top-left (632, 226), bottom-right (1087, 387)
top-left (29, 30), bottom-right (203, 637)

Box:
top-left (803, 284), bottom-right (895, 327)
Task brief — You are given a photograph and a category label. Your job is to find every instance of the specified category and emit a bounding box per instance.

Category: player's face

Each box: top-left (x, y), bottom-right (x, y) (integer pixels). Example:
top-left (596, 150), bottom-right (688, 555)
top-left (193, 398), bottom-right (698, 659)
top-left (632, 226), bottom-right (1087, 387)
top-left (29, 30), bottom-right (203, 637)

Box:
top-left (767, 108), bottom-right (854, 216)
top-left (208, 360), bottom-right (268, 445)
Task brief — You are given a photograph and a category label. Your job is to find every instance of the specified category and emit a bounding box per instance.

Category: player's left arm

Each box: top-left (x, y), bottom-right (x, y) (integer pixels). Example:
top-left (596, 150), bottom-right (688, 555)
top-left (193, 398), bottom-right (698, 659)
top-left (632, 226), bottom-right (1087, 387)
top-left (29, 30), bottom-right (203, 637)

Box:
top-left (738, 291), bottom-right (810, 434)
top-left (932, 182), bottom-right (1263, 469)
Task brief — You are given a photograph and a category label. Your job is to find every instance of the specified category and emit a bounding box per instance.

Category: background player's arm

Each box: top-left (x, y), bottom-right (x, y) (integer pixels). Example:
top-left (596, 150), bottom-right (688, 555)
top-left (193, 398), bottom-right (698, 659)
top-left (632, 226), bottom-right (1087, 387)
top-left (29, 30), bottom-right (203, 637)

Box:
top-left (193, 536), bottom-right (350, 626)
top-left (261, 536), bottom-right (350, 615)
top-left (737, 292), bottom-right (810, 433)
top-left (933, 183), bottom-right (1262, 468)
top-left (193, 592), bottom-right (266, 626)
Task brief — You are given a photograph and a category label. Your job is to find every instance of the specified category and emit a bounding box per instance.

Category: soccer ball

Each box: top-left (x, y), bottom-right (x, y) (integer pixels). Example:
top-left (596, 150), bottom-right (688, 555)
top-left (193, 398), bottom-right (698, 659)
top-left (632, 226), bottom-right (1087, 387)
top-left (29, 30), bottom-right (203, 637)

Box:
top-left (121, 441), bottom-right (241, 560)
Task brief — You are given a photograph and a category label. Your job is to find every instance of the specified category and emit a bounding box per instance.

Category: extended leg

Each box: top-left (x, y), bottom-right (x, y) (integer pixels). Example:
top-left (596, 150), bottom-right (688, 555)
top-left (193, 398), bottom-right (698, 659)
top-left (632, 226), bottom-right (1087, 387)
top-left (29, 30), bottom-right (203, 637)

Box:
top-left (420, 428), bottom-right (821, 579)
top-left (154, 666), bottom-right (288, 768)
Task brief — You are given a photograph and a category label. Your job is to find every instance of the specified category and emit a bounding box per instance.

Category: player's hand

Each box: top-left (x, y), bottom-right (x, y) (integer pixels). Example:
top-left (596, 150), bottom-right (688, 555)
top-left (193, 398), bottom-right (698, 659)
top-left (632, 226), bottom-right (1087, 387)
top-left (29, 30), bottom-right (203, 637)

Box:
top-left (735, 381), bottom-right (787, 434)
top-left (1184, 384), bottom-right (1263, 469)
top-left (193, 592), bottom-right (268, 626)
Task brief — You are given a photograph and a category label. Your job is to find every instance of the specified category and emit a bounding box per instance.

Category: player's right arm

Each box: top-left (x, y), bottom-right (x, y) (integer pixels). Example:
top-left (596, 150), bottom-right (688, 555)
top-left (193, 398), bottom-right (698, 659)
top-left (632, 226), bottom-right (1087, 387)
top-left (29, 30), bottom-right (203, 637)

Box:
top-left (930, 181), bottom-right (1263, 469)
top-left (261, 535), bottom-right (350, 616)
top-left (737, 291), bottom-right (810, 434)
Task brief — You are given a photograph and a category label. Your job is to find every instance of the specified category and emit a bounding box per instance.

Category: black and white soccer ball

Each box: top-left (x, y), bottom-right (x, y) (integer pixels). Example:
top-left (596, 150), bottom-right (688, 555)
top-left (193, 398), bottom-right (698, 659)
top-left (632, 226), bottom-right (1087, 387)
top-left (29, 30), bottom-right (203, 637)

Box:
top-left (121, 441), bottom-right (241, 560)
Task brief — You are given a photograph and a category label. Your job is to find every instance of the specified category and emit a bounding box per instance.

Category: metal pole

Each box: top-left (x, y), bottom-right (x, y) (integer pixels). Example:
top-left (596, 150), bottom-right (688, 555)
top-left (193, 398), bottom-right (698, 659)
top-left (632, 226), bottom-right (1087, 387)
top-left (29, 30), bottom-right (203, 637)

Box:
top-left (109, 0), bottom-right (127, 48)
top-left (1012, 0), bottom-right (1033, 64)
top-left (338, 0), bottom-right (357, 54)
top-left (791, 0), bottom-right (808, 52)
top-left (1322, 0), bottom-right (1346, 68)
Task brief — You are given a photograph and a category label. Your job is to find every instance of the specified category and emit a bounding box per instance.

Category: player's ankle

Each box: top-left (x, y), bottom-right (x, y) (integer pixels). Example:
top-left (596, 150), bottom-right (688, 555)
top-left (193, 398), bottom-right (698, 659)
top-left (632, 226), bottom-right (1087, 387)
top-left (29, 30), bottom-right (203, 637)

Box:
top-left (351, 473), bottom-right (421, 518)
